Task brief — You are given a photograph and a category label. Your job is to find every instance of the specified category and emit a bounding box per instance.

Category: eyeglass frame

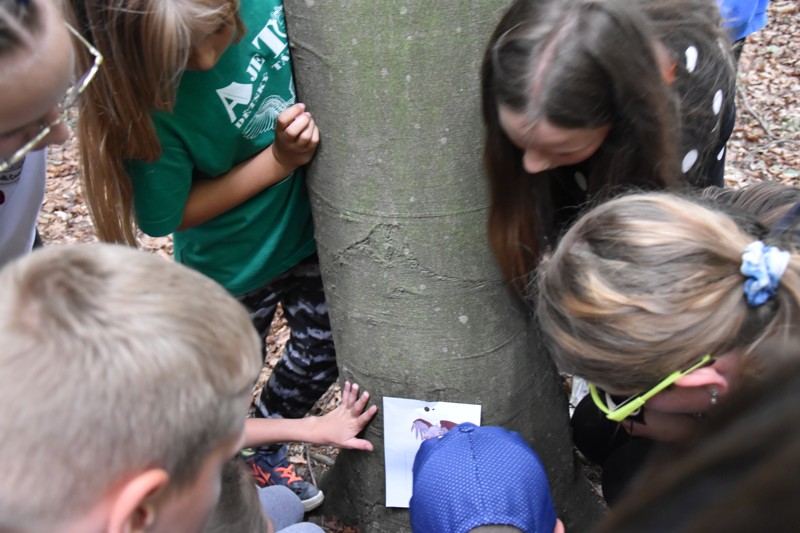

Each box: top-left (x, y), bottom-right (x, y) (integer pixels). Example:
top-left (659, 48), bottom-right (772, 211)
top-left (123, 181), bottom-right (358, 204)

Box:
top-left (588, 354), bottom-right (714, 422)
top-left (0, 23), bottom-right (103, 173)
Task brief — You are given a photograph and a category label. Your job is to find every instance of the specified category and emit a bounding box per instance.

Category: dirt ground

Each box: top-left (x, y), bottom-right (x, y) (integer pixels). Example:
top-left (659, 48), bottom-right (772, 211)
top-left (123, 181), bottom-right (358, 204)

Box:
top-left (38, 2), bottom-right (798, 531)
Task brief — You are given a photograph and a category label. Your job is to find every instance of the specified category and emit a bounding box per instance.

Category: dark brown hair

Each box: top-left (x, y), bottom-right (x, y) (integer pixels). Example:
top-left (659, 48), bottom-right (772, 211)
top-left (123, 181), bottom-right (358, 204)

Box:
top-left (482, 0), bottom-right (734, 291)
top-left (701, 182), bottom-right (800, 229)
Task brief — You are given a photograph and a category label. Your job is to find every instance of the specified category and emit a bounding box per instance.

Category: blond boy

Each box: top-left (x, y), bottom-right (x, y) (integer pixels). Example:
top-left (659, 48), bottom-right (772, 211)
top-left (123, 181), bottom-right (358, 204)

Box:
top-left (0, 244), bottom-right (262, 532)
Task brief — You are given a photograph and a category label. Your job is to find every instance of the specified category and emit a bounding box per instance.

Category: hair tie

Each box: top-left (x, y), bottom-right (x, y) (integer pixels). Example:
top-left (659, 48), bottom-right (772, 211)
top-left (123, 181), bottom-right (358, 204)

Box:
top-left (740, 240), bottom-right (790, 307)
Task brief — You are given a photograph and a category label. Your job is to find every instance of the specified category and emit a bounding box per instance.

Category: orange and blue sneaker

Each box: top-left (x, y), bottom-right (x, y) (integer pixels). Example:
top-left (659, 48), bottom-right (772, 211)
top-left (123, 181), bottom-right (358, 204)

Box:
top-left (241, 445), bottom-right (324, 512)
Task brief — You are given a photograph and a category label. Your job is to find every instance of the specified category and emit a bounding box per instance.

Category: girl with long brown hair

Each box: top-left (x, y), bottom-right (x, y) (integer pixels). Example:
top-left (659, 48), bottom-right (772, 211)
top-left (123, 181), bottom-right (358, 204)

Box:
top-left (482, 0), bottom-right (736, 291)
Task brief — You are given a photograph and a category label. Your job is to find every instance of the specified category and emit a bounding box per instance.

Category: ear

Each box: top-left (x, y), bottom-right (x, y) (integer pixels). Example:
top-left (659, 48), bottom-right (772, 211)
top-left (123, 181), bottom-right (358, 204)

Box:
top-left (674, 365), bottom-right (730, 396)
top-left (653, 40), bottom-right (677, 86)
top-left (107, 469), bottom-right (169, 533)
top-left (553, 518), bottom-right (566, 533)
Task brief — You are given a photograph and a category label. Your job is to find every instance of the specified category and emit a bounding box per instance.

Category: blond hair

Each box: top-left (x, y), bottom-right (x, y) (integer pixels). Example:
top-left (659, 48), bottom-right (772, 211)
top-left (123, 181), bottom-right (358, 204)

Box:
top-left (537, 192), bottom-right (800, 394)
top-left (0, 244), bottom-right (261, 530)
top-left (65, 0), bottom-right (244, 244)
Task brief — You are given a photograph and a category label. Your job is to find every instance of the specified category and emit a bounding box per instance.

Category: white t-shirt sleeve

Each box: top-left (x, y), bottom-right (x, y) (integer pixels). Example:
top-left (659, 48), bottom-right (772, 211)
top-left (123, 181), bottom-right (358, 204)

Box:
top-left (0, 148), bottom-right (47, 267)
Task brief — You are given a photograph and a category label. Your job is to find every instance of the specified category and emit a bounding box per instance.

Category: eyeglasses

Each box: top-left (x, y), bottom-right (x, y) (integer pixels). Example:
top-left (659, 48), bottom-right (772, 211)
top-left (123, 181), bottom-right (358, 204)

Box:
top-left (0, 23), bottom-right (103, 173)
top-left (589, 354), bottom-right (714, 422)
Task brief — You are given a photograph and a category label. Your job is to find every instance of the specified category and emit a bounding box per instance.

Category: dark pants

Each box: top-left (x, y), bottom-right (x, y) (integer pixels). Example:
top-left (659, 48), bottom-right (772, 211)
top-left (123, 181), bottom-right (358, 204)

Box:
top-left (238, 254), bottom-right (338, 421)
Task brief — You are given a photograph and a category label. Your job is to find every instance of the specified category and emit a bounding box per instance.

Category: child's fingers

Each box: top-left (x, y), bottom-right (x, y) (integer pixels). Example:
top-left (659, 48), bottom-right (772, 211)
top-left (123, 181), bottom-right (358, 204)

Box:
top-left (357, 404), bottom-right (378, 425)
top-left (346, 383), bottom-right (360, 408)
top-left (283, 112), bottom-right (312, 138)
top-left (344, 438), bottom-right (374, 452)
top-left (276, 103), bottom-right (306, 130)
top-left (353, 390), bottom-right (370, 413)
top-left (341, 381), bottom-right (354, 406)
top-left (297, 118), bottom-right (317, 145)
top-left (357, 439), bottom-right (374, 452)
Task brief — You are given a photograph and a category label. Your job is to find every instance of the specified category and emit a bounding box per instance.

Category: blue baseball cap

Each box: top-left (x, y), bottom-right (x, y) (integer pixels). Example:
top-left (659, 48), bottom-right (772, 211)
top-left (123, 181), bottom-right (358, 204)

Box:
top-left (409, 423), bottom-right (557, 533)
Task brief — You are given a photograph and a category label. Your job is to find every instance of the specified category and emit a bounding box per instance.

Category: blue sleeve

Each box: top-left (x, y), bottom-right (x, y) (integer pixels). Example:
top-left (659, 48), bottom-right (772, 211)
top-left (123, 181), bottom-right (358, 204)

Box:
top-left (718, 0), bottom-right (770, 41)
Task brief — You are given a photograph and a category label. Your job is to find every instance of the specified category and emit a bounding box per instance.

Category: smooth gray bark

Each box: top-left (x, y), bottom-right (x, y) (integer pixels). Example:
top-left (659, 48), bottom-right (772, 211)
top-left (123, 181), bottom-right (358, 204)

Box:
top-left (284, 2), bottom-right (604, 531)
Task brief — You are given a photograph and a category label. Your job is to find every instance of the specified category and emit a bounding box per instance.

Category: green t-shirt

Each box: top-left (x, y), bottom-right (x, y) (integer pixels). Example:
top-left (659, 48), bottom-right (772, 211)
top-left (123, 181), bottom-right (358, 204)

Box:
top-left (127, 1), bottom-right (315, 295)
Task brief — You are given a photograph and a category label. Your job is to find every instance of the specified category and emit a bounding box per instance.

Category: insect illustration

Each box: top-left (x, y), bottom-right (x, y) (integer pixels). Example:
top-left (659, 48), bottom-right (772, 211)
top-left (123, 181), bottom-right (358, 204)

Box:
top-left (411, 418), bottom-right (458, 441)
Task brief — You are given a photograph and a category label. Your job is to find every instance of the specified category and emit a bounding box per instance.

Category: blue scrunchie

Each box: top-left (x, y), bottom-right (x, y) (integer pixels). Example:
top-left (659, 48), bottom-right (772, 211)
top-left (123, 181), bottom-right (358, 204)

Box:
top-left (740, 240), bottom-right (790, 307)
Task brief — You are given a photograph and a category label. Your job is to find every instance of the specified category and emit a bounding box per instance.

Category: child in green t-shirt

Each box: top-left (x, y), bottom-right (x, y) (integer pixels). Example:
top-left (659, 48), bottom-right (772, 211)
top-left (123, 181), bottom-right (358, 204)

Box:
top-left (67, 0), bottom-right (336, 510)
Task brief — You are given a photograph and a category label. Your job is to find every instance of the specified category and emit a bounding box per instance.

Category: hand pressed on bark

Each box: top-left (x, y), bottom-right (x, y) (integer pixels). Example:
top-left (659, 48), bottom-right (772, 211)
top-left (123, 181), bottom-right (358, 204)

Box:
top-left (314, 381), bottom-right (378, 451)
top-left (243, 382), bottom-right (377, 451)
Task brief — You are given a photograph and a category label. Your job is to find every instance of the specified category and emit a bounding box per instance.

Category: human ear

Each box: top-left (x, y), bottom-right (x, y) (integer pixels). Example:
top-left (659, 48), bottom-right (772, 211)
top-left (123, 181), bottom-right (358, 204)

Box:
top-left (674, 366), bottom-right (730, 396)
top-left (107, 469), bottom-right (169, 533)
top-left (653, 40), bottom-right (677, 85)
top-left (553, 518), bottom-right (565, 533)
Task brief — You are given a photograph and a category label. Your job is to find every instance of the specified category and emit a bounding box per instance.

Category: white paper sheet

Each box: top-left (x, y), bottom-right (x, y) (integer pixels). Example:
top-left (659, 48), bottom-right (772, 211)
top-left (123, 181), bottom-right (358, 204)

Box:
top-left (382, 396), bottom-right (481, 508)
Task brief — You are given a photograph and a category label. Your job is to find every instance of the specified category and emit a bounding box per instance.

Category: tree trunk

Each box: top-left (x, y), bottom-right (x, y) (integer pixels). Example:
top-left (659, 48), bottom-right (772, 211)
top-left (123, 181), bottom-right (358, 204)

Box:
top-left (284, 2), bottom-right (604, 531)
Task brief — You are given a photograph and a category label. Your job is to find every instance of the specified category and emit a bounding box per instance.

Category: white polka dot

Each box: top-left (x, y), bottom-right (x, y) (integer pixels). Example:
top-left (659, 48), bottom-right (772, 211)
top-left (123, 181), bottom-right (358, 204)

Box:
top-left (682, 149), bottom-right (698, 173)
top-left (712, 90), bottom-right (723, 115)
top-left (685, 46), bottom-right (698, 73)
top-left (717, 147), bottom-right (725, 161)
top-left (574, 172), bottom-right (587, 191)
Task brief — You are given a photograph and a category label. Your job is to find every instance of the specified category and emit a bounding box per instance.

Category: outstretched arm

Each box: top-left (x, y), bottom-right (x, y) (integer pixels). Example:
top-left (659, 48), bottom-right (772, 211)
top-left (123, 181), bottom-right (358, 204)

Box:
top-left (243, 382), bottom-right (377, 451)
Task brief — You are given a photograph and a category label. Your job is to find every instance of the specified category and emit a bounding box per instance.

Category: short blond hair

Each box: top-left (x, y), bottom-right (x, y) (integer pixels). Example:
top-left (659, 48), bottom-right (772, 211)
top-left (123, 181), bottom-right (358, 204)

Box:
top-left (0, 244), bottom-right (261, 530)
top-left (538, 192), bottom-right (800, 394)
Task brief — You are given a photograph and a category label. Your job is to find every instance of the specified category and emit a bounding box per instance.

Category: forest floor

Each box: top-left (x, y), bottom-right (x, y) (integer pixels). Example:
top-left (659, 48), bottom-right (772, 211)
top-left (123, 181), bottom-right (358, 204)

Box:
top-left (39, 2), bottom-right (798, 531)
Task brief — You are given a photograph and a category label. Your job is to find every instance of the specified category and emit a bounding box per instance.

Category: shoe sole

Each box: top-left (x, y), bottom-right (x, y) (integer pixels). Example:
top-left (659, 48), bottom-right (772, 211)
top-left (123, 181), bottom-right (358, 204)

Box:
top-left (302, 489), bottom-right (325, 512)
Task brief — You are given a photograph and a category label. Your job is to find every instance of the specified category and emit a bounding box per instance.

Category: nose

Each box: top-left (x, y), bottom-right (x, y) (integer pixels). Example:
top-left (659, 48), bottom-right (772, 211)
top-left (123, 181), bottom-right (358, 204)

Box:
top-left (522, 149), bottom-right (551, 174)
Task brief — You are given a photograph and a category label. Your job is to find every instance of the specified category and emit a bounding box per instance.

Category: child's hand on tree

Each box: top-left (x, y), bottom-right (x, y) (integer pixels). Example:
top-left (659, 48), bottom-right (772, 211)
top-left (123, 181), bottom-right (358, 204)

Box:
top-left (272, 103), bottom-right (320, 170)
top-left (316, 381), bottom-right (378, 451)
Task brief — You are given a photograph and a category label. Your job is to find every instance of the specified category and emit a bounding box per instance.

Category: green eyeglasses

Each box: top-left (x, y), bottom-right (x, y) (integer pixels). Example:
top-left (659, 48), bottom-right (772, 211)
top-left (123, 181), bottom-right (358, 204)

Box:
top-left (589, 354), bottom-right (714, 422)
top-left (0, 23), bottom-right (103, 173)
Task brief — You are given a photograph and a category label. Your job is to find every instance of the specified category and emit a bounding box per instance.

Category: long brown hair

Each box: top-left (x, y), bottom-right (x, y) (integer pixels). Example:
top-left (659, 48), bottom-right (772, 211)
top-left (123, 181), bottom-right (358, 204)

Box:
top-left (65, 0), bottom-right (244, 244)
top-left (537, 192), bottom-right (800, 394)
top-left (482, 0), bottom-right (734, 290)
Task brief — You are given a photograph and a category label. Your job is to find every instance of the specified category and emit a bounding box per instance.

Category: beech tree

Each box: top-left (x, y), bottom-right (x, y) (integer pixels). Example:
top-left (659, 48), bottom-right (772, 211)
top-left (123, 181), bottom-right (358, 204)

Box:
top-left (284, 2), bottom-right (603, 530)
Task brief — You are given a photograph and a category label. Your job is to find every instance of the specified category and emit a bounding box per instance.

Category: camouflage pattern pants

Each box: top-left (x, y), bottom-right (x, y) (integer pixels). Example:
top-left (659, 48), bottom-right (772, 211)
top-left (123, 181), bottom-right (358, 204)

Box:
top-left (238, 253), bottom-right (338, 421)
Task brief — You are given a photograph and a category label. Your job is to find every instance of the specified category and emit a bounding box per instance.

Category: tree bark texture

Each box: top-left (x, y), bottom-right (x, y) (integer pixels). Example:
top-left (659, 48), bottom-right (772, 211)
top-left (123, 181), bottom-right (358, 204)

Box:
top-left (284, 2), bottom-right (604, 531)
